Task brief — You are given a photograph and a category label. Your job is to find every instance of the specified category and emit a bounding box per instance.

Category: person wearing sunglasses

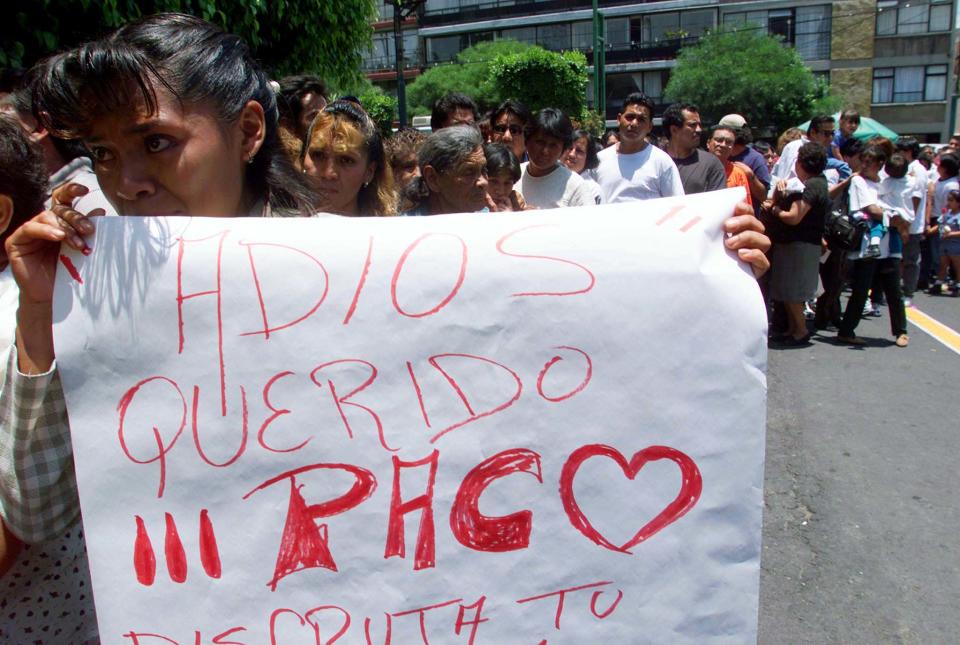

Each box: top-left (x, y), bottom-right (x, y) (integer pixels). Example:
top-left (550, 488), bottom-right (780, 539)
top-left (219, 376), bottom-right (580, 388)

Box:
top-left (490, 99), bottom-right (531, 162)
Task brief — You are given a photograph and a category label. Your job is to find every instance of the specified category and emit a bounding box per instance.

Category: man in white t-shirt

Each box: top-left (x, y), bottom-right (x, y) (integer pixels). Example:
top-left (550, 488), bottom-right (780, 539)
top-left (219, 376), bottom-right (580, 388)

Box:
top-left (594, 92), bottom-right (682, 203)
top-left (514, 107), bottom-right (591, 209)
top-left (894, 137), bottom-right (928, 300)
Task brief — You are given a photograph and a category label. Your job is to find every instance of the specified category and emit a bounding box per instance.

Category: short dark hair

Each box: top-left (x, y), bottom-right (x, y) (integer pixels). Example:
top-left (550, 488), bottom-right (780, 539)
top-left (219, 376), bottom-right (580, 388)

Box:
top-left (621, 92), bottom-right (655, 118)
top-left (895, 136), bottom-right (920, 159)
top-left (885, 153), bottom-right (908, 179)
top-left (734, 126), bottom-right (752, 146)
top-left (431, 92), bottom-right (478, 131)
top-left (948, 189), bottom-right (960, 203)
top-left (839, 138), bottom-right (863, 159)
top-left (277, 74), bottom-right (327, 126)
top-left (840, 108), bottom-right (861, 123)
top-left (0, 116), bottom-right (48, 246)
top-left (752, 141), bottom-right (772, 155)
top-left (483, 142), bottom-right (521, 182)
top-left (808, 114), bottom-right (835, 136)
top-left (570, 128), bottom-right (600, 171)
top-left (525, 107), bottom-right (574, 150)
top-left (939, 153), bottom-right (960, 177)
top-left (662, 103), bottom-right (699, 138)
top-left (861, 144), bottom-right (888, 167)
top-left (797, 142), bottom-right (827, 175)
top-left (491, 99), bottom-right (531, 129)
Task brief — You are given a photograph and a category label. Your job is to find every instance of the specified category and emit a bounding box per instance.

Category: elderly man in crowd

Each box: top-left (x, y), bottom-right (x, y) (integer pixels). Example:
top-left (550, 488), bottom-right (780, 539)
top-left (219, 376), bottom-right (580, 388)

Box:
top-left (720, 114), bottom-right (770, 207)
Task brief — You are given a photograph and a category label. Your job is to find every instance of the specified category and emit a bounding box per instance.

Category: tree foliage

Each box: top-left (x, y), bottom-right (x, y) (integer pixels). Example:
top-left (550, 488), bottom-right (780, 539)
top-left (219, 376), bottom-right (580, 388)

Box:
top-left (406, 39), bottom-right (534, 115)
top-left (1, 0), bottom-right (377, 87)
top-left (489, 48), bottom-right (588, 119)
top-left (665, 29), bottom-right (839, 134)
top-left (360, 89), bottom-right (399, 138)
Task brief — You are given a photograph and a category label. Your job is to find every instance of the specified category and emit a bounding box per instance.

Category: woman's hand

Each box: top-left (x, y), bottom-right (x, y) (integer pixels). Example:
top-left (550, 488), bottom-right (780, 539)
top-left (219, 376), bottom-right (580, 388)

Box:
top-left (724, 201), bottom-right (771, 278)
top-left (5, 183), bottom-right (103, 373)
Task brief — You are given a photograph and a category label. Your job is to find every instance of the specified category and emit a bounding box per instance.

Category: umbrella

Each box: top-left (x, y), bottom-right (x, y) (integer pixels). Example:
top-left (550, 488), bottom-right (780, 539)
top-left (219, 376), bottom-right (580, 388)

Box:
top-left (795, 113), bottom-right (899, 141)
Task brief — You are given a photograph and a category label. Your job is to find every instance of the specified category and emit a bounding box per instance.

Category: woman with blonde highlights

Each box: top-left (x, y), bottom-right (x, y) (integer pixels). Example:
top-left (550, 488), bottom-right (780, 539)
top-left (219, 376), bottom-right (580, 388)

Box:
top-left (301, 101), bottom-right (396, 216)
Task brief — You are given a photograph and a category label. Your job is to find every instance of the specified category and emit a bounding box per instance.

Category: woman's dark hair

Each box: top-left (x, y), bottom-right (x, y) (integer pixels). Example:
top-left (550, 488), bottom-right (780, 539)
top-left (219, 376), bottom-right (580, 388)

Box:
top-left (277, 74), bottom-right (326, 126)
top-left (31, 12), bottom-right (315, 215)
top-left (525, 107), bottom-right (573, 149)
top-left (796, 142), bottom-right (827, 176)
top-left (939, 153), bottom-right (960, 177)
top-left (885, 153), bottom-right (908, 179)
top-left (483, 142), bottom-right (520, 182)
top-left (947, 189), bottom-right (960, 204)
top-left (752, 141), bottom-right (772, 155)
top-left (570, 129), bottom-right (600, 171)
top-left (0, 116), bottom-right (48, 246)
top-left (860, 144), bottom-right (888, 167)
top-left (302, 100), bottom-right (396, 216)
top-left (839, 138), bottom-right (863, 159)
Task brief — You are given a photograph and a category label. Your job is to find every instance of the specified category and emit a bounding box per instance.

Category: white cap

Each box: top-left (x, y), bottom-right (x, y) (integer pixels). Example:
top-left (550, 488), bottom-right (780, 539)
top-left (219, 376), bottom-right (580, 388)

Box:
top-left (718, 114), bottom-right (747, 128)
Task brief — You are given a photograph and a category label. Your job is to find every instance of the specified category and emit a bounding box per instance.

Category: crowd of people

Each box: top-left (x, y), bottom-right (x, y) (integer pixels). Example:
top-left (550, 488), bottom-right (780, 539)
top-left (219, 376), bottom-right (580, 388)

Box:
top-left (0, 11), bottom-right (957, 641)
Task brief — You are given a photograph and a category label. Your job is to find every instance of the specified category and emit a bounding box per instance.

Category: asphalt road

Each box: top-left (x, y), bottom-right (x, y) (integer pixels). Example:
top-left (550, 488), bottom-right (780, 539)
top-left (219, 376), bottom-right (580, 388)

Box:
top-left (758, 290), bottom-right (960, 644)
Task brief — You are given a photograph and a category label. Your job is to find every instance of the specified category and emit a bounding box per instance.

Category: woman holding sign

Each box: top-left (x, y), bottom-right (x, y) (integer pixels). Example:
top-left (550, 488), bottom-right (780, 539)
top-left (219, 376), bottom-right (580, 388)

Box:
top-left (0, 13), bottom-right (315, 640)
top-left (2, 16), bottom-right (771, 642)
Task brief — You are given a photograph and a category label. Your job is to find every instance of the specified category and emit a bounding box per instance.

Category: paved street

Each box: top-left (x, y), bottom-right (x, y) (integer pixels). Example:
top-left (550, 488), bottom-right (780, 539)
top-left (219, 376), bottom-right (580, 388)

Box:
top-left (759, 291), bottom-right (960, 644)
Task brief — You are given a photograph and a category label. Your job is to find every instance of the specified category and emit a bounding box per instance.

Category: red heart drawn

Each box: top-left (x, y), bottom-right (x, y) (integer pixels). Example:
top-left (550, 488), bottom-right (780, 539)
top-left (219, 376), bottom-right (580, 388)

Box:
top-left (559, 444), bottom-right (702, 553)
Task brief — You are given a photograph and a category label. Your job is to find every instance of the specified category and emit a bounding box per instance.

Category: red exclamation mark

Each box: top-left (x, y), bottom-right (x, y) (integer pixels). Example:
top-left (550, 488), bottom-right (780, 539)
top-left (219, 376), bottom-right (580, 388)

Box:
top-left (133, 516), bottom-right (156, 586)
top-left (165, 512), bottom-right (188, 583)
top-left (199, 509), bottom-right (222, 579)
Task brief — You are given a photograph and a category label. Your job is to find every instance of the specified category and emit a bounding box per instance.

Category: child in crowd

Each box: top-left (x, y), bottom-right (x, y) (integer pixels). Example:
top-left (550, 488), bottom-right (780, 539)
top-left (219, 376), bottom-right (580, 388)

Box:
top-left (483, 142), bottom-right (529, 212)
top-left (929, 189), bottom-right (960, 296)
top-left (878, 154), bottom-right (916, 242)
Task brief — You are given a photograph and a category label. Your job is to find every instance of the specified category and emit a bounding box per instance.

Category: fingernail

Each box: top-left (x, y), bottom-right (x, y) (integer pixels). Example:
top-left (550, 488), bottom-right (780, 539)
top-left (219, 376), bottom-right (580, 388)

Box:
top-left (79, 220), bottom-right (94, 233)
top-left (725, 234), bottom-right (739, 247)
top-left (82, 246), bottom-right (92, 256)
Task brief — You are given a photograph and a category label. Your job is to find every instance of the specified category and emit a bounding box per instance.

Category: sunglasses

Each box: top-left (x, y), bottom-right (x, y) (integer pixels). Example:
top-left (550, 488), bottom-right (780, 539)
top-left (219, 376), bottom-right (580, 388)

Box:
top-left (493, 124), bottom-right (523, 135)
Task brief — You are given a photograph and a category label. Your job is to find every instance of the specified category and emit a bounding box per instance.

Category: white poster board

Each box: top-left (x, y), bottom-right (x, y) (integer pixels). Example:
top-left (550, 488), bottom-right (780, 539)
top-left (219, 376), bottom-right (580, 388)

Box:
top-left (53, 189), bottom-right (767, 644)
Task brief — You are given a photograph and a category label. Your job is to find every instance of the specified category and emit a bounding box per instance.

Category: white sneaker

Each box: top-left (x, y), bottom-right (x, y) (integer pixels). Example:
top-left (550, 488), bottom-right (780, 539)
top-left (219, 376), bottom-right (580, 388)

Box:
top-left (903, 298), bottom-right (912, 307)
top-left (862, 302), bottom-right (875, 316)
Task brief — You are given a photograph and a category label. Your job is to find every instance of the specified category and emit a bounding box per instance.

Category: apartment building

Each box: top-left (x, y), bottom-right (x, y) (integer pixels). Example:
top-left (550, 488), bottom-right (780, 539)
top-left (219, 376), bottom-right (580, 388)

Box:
top-left (361, 0), bottom-right (957, 141)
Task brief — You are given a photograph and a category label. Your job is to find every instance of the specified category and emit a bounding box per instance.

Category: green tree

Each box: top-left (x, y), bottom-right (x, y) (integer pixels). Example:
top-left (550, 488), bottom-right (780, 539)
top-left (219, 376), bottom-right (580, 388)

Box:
top-left (359, 88), bottom-right (399, 137)
top-left (406, 39), bottom-right (534, 115)
top-left (664, 28), bottom-right (839, 134)
top-left (1, 0), bottom-right (377, 88)
top-left (489, 48), bottom-right (588, 119)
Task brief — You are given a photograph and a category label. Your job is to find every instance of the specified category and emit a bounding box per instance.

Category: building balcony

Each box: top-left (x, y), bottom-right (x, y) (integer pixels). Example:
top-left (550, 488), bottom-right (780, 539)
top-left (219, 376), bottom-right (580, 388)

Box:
top-left (421, 0), bottom-right (653, 27)
top-left (583, 35), bottom-right (700, 65)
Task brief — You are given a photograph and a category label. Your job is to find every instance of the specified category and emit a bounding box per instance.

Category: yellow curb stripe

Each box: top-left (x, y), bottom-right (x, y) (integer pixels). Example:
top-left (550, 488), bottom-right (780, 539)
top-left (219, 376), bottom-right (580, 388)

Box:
top-left (906, 307), bottom-right (960, 356)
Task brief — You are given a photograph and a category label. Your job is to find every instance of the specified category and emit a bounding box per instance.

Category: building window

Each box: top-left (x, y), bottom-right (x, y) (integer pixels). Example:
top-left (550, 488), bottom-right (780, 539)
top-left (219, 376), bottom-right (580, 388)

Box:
top-left (873, 65), bottom-right (948, 103)
top-left (876, 0), bottom-right (952, 35)
top-left (427, 34), bottom-right (461, 63)
top-left (572, 21), bottom-right (593, 50)
top-left (723, 6), bottom-right (831, 59)
top-left (364, 30), bottom-right (421, 70)
top-left (537, 23), bottom-right (571, 51)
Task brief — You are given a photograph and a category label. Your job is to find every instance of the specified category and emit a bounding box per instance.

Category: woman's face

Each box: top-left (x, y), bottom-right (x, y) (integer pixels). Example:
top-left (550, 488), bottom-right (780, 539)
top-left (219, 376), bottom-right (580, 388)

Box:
top-left (425, 146), bottom-right (489, 213)
top-left (302, 120), bottom-right (375, 216)
top-left (563, 136), bottom-right (589, 174)
top-left (948, 194), bottom-right (960, 211)
top-left (85, 87), bottom-right (262, 217)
